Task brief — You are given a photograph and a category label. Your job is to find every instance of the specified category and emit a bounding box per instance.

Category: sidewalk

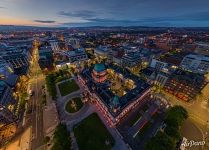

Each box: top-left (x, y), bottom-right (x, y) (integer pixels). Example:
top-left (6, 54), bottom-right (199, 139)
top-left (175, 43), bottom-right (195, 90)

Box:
top-left (2, 127), bottom-right (31, 150)
top-left (43, 85), bottom-right (59, 137)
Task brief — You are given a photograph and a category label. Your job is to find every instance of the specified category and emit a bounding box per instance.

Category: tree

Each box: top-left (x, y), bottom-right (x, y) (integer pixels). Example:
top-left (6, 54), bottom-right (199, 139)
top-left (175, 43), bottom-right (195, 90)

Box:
top-left (165, 105), bottom-right (188, 126)
top-left (145, 132), bottom-right (175, 150)
top-left (164, 105), bottom-right (188, 142)
top-left (146, 105), bottom-right (188, 149)
top-left (164, 126), bottom-right (180, 140)
top-left (43, 136), bottom-right (50, 144)
top-left (52, 124), bottom-right (72, 150)
top-left (165, 117), bottom-right (179, 129)
top-left (45, 73), bottom-right (57, 99)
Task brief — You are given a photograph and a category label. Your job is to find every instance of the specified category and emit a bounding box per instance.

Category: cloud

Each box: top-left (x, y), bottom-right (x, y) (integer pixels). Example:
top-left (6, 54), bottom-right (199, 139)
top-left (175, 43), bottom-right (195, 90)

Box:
top-left (60, 10), bottom-right (209, 27)
top-left (0, 6), bottom-right (5, 9)
top-left (178, 11), bottom-right (209, 21)
top-left (139, 11), bottom-right (209, 23)
top-left (34, 20), bottom-right (56, 23)
top-left (62, 18), bottom-right (147, 27)
top-left (57, 10), bottom-right (98, 19)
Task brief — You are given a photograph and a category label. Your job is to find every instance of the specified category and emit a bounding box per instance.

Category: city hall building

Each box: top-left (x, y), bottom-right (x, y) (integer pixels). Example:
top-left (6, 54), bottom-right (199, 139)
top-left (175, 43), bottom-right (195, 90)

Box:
top-left (78, 63), bottom-right (151, 126)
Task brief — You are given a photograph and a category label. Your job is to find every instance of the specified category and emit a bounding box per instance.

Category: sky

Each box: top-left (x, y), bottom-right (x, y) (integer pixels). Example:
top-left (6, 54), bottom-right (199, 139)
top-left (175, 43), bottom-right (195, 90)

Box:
top-left (0, 0), bottom-right (209, 27)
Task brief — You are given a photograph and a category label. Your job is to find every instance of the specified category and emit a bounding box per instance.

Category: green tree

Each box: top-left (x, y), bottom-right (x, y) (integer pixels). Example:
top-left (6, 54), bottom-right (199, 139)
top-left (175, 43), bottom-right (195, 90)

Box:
top-left (52, 124), bottom-right (72, 150)
top-left (43, 136), bottom-right (50, 144)
top-left (164, 126), bottom-right (180, 140)
top-left (145, 132), bottom-right (175, 150)
top-left (146, 105), bottom-right (188, 150)
top-left (45, 73), bottom-right (57, 99)
top-left (165, 105), bottom-right (188, 126)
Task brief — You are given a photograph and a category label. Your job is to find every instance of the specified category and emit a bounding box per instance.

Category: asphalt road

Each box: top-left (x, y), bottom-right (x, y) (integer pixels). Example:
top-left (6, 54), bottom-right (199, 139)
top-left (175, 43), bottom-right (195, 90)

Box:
top-left (181, 119), bottom-right (203, 150)
top-left (153, 91), bottom-right (209, 149)
top-left (154, 91), bottom-right (209, 129)
top-left (29, 48), bottom-right (45, 150)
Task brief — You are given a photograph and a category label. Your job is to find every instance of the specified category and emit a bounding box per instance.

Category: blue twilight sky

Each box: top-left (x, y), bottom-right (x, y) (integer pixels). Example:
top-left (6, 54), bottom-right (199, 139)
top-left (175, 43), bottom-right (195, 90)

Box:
top-left (0, 0), bottom-right (209, 27)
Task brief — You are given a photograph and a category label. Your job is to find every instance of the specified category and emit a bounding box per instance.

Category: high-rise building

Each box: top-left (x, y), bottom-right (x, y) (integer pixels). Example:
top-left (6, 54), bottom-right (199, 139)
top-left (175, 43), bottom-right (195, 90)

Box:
top-left (66, 48), bottom-right (88, 63)
top-left (38, 46), bottom-right (54, 69)
top-left (0, 81), bottom-right (15, 108)
top-left (195, 42), bottom-right (209, 56)
top-left (164, 69), bottom-right (208, 101)
top-left (122, 51), bottom-right (141, 68)
top-left (66, 38), bottom-right (80, 49)
top-left (1, 49), bottom-right (29, 75)
top-left (0, 60), bottom-right (14, 79)
top-left (49, 40), bottom-right (59, 52)
top-left (180, 54), bottom-right (209, 74)
top-left (0, 106), bottom-right (17, 125)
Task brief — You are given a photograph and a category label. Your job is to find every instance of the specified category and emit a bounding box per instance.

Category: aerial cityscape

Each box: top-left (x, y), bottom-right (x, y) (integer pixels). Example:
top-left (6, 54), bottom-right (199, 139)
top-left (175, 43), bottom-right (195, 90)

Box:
top-left (0, 0), bottom-right (209, 150)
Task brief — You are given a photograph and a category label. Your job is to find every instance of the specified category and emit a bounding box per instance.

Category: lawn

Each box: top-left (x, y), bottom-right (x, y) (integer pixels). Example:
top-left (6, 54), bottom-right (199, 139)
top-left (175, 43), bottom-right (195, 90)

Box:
top-left (58, 80), bottom-right (80, 96)
top-left (128, 112), bottom-right (142, 127)
top-left (74, 113), bottom-right (115, 150)
top-left (65, 97), bottom-right (83, 113)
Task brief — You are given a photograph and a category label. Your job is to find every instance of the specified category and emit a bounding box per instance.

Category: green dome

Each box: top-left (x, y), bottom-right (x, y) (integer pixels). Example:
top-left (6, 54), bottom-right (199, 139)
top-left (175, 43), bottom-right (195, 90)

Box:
top-left (112, 96), bottom-right (119, 106)
top-left (94, 63), bottom-right (106, 72)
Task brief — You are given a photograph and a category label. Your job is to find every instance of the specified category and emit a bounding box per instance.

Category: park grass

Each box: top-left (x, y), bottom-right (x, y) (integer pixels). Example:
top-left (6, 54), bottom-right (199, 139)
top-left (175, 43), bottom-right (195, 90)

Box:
top-left (65, 97), bottom-right (83, 113)
top-left (74, 113), bottom-right (115, 150)
top-left (58, 79), bottom-right (80, 96)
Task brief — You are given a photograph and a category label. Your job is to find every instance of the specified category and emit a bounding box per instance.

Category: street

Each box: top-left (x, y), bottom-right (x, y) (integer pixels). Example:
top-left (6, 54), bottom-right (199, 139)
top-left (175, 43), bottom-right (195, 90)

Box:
top-left (153, 89), bottom-right (209, 149)
top-left (29, 47), bottom-right (45, 150)
top-left (159, 91), bottom-right (209, 128)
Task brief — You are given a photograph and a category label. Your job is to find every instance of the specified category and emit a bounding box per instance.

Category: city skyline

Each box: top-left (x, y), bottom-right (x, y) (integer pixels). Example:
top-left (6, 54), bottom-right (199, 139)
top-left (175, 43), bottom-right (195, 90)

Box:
top-left (0, 0), bottom-right (209, 27)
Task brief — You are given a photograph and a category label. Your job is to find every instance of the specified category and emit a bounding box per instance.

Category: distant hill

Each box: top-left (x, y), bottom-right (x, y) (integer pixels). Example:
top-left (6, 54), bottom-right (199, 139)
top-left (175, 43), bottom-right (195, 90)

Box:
top-left (0, 25), bottom-right (66, 32)
top-left (0, 25), bottom-right (209, 32)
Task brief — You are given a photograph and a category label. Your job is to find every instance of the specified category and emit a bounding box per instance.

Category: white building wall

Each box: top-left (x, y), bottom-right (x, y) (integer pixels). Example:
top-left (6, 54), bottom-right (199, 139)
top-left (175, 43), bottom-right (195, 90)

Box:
top-left (180, 54), bottom-right (209, 74)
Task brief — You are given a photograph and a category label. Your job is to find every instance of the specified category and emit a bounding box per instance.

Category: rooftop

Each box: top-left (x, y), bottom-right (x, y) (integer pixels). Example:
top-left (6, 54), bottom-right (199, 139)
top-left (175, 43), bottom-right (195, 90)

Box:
top-left (80, 64), bottom-right (150, 117)
top-left (94, 63), bottom-right (106, 72)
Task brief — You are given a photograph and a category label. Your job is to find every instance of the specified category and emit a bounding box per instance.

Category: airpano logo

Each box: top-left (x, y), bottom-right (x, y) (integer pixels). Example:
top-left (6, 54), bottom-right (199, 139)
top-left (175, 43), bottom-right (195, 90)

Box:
top-left (181, 140), bottom-right (205, 148)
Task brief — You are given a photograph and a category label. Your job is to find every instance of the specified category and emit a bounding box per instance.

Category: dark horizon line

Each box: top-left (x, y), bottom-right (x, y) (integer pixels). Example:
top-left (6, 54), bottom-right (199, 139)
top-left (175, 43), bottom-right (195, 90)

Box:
top-left (0, 24), bottom-right (209, 29)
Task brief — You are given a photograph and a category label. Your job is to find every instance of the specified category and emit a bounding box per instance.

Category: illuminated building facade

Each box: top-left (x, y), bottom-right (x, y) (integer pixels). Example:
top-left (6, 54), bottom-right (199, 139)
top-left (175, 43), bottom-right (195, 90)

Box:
top-left (0, 81), bottom-right (15, 110)
top-left (164, 69), bottom-right (208, 101)
top-left (122, 51), bottom-right (141, 68)
top-left (49, 40), bottom-right (59, 52)
top-left (180, 54), bottom-right (209, 74)
top-left (0, 60), bottom-right (14, 80)
top-left (78, 64), bottom-right (151, 126)
top-left (66, 48), bottom-right (88, 63)
top-left (1, 50), bottom-right (29, 75)
top-left (0, 122), bottom-right (17, 145)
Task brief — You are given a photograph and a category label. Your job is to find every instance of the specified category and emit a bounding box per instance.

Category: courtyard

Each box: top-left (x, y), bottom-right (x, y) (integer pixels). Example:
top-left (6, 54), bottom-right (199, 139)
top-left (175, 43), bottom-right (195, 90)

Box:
top-left (107, 68), bottom-right (136, 97)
